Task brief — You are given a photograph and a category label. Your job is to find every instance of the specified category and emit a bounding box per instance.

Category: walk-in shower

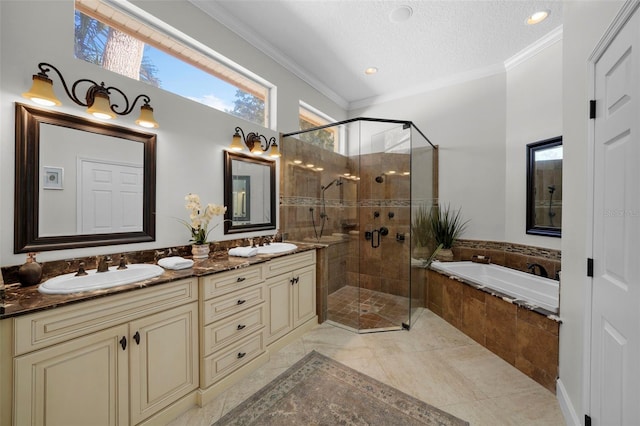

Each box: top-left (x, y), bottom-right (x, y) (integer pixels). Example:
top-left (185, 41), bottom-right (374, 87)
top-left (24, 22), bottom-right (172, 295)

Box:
top-left (281, 117), bottom-right (437, 333)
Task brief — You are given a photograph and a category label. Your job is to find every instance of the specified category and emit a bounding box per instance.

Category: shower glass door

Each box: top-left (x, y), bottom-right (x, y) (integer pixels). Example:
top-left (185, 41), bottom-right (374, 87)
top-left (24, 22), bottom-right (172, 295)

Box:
top-left (281, 118), bottom-right (436, 333)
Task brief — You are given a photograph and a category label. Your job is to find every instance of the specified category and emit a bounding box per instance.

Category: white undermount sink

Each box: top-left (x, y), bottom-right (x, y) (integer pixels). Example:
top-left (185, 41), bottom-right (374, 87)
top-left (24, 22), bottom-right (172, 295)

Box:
top-left (256, 242), bottom-right (298, 255)
top-left (38, 264), bottom-right (165, 295)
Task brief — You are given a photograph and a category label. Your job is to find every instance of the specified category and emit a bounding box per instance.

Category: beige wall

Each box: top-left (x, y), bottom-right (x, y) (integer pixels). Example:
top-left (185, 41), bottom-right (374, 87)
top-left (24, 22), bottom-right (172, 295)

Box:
top-left (0, 1), bottom-right (347, 266)
top-left (505, 41), bottom-right (563, 250)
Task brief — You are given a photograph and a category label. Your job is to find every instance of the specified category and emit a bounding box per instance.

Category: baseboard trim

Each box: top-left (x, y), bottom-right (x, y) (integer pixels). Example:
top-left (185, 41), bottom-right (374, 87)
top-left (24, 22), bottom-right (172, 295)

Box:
top-left (266, 316), bottom-right (318, 353)
top-left (557, 378), bottom-right (581, 426)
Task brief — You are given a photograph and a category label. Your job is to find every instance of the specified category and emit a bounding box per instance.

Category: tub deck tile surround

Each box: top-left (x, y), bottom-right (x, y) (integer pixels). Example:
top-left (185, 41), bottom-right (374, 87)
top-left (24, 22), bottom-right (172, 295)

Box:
top-left (0, 243), bottom-right (319, 319)
top-left (427, 268), bottom-right (559, 393)
top-left (453, 239), bottom-right (561, 281)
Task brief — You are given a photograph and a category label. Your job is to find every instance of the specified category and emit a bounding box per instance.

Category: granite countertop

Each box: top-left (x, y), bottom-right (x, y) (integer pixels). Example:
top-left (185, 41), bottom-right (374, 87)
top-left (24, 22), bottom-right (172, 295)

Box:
top-left (2, 244), bottom-right (318, 320)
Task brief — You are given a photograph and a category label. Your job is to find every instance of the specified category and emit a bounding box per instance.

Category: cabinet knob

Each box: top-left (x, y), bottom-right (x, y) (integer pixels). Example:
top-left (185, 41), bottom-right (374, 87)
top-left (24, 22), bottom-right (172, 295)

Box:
top-left (237, 299), bottom-right (246, 305)
top-left (237, 352), bottom-right (246, 359)
top-left (133, 331), bottom-right (140, 345)
top-left (236, 277), bottom-right (246, 282)
top-left (237, 324), bottom-right (246, 330)
top-left (119, 336), bottom-right (127, 351)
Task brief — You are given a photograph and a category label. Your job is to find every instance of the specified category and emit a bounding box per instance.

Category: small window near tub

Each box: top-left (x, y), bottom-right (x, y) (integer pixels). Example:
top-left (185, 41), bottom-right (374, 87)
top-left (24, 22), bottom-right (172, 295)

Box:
top-left (526, 136), bottom-right (562, 237)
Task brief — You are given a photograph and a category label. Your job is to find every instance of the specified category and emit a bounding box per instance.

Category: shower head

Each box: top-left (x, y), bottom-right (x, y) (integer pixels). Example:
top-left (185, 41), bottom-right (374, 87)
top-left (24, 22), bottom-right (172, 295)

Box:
top-left (322, 177), bottom-right (343, 191)
top-left (548, 185), bottom-right (556, 194)
top-left (375, 175), bottom-right (384, 183)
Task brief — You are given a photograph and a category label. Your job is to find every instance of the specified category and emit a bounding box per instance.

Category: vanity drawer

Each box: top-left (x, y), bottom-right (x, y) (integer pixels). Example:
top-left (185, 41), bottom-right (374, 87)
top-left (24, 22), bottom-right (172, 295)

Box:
top-left (202, 284), bottom-right (264, 324)
top-left (13, 278), bottom-right (198, 356)
top-left (264, 250), bottom-right (316, 278)
top-left (201, 265), bottom-right (264, 299)
top-left (202, 332), bottom-right (264, 387)
top-left (202, 305), bottom-right (264, 356)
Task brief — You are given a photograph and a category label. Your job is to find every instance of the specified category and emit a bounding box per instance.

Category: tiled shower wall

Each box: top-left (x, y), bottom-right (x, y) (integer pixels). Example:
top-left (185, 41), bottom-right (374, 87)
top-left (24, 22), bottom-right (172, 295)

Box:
top-left (281, 136), bottom-right (415, 299)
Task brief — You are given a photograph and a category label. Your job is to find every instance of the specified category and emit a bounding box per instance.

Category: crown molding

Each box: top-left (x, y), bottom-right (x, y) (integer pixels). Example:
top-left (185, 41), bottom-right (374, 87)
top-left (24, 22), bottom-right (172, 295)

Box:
top-left (189, 0), bottom-right (350, 110)
top-left (504, 25), bottom-right (563, 71)
top-left (189, 0), bottom-right (563, 112)
top-left (349, 63), bottom-right (507, 111)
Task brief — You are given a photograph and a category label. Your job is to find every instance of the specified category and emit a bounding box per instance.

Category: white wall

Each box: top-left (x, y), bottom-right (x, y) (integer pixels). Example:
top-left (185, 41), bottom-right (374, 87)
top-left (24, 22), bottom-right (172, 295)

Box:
top-left (0, 0), bottom-right (346, 266)
top-left (560, 1), bottom-right (624, 423)
top-left (505, 41), bottom-right (563, 250)
top-left (351, 73), bottom-right (508, 242)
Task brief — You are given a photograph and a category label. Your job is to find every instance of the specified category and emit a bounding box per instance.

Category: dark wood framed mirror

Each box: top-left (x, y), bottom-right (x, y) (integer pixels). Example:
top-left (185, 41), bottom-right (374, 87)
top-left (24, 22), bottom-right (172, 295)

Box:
top-left (526, 136), bottom-right (562, 238)
top-left (223, 151), bottom-right (276, 234)
top-left (14, 103), bottom-right (156, 252)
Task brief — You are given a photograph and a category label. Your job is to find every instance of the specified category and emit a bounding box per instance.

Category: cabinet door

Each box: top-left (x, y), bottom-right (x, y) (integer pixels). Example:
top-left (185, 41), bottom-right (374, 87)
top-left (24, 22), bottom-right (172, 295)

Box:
top-left (129, 302), bottom-right (199, 424)
top-left (293, 265), bottom-right (316, 327)
top-left (14, 324), bottom-right (129, 426)
top-left (266, 274), bottom-right (293, 345)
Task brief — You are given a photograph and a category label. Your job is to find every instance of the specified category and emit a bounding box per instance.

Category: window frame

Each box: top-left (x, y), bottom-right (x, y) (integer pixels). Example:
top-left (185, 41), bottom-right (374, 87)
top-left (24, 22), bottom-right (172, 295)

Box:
top-left (75, 0), bottom-right (276, 129)
top-left (298, 101), bottom-right (341, 153)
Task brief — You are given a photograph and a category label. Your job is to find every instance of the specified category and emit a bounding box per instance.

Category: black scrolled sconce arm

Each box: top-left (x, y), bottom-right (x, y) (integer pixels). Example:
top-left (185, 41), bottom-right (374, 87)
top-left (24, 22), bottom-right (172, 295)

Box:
top-left (256, 134), bottom-right (277, 151)
top-left (35, 62), bottom-right (152, 115)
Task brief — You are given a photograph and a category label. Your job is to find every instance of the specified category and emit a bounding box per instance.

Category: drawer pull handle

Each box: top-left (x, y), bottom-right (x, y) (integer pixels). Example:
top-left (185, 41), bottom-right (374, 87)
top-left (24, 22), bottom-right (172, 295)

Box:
top-left (237, 299), bottom-right (246, 305)
top-left (119, 336), bottom-right (127, 351)
top-left (133, 331), bottom-right (140, 345)
top-left (237, 324), bottom-right (246, 330)
top-left (237, 277), bottom-right (246, 282)
top-left (237, 352), bottom-right (246, 359)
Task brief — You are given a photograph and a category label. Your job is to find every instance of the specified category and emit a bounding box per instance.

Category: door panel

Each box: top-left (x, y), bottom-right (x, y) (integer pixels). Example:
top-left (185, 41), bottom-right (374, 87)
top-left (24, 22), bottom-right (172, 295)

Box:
top-left (14, 325), bottom-right (128, 426)
top-left (591, 9), bottom-right (640, 425)
top-left (129, 303), bottom-right (198, 424)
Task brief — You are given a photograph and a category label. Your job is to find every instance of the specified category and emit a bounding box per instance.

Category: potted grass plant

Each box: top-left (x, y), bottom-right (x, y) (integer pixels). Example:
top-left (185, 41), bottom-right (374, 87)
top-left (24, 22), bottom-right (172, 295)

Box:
top-left (429, 203), bottom-right (469, 262)
top-left (411, 204), bottom-right (433, 259)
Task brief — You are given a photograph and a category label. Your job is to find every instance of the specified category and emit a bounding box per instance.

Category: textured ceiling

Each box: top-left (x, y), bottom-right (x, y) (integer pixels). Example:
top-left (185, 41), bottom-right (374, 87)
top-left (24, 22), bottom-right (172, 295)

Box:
top-left (190, 0), bottom-right (563, 109)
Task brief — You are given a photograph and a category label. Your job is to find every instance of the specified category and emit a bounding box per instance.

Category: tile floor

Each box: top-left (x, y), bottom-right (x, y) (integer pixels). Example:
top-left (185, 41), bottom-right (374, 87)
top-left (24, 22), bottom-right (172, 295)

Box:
top-left (327, 285), bottom-right (412, 330)
top-left (168, 309), bottom-right (566, 425)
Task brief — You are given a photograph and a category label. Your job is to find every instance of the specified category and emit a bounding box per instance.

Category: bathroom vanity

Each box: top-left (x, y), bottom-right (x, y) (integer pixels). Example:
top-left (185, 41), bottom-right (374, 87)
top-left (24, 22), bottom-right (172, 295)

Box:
top-left (0, 248), bottom-right (317, 425)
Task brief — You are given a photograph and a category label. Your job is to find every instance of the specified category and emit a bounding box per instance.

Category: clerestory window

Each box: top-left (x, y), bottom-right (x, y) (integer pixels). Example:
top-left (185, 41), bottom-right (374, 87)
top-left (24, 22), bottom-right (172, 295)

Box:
top-left (74, 0), bottom-right (274, 129)
top-left (298, 102), bottom-right (340, 153)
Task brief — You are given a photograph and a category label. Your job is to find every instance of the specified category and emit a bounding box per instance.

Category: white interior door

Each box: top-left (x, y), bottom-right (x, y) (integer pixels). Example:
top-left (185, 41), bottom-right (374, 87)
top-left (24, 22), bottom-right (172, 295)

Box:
top-left (79, 159), bottom-right (143, 234)
top-left (591, 8), bottom-right (640, 425)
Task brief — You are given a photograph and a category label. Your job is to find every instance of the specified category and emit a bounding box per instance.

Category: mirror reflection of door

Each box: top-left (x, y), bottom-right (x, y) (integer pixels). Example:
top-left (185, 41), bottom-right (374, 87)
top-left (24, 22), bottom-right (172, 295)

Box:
top-left (232, 175), bottom-right (250, 222)
top-left (526, 136), bottom-right (562, 237)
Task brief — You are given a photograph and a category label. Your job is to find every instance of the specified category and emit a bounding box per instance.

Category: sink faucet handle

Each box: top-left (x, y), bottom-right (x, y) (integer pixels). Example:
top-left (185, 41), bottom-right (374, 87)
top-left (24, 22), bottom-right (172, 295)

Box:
top-left (75, 261), bottom-right (88, 277)
top-left (117, 254), bottom-right (128, 270)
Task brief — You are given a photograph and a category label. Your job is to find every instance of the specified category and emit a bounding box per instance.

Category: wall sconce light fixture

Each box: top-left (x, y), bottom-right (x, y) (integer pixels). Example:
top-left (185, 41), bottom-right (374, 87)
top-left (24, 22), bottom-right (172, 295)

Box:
top-left (22, 62), bottom-right (159, 128)
top-left (230, 126), bottom-right (281, 158)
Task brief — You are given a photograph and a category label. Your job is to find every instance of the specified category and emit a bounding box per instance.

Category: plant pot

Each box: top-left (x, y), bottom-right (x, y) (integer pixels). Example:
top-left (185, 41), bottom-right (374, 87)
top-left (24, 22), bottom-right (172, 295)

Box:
top-left (435, 248), bottom-right (454, 262)
top-left (412, 245), bottom-right (431, 260)
top-left (191, 244), bottom-right (210, 259)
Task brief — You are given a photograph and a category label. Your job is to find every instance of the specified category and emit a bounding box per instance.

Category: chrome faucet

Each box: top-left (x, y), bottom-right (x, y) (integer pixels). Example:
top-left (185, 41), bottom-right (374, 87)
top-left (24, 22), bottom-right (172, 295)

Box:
top-left (527, 263), bottom-right (548, 278)
top-left (97, 256), bottom-right (112, 273)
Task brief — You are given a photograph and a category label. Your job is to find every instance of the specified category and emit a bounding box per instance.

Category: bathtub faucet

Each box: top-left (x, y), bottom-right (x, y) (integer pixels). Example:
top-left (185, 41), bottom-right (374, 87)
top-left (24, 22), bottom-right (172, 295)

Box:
top-left (527, 263), bottom-right (548, 278)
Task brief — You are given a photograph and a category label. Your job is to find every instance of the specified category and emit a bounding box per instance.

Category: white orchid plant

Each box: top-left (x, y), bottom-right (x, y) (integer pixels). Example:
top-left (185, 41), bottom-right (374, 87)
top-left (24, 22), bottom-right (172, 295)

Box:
top-left (179, 193), bottom-right (227, 245)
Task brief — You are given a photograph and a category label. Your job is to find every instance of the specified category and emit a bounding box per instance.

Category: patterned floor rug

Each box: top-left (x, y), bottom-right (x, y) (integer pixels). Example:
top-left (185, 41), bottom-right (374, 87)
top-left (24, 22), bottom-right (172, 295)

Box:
top-left (214, 350), bottom-right (469, 425)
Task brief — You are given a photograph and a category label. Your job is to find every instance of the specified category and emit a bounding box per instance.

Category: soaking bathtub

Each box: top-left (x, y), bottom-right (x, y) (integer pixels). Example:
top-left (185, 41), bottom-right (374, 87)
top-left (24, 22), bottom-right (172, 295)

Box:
top-left (430, 261), bottom-right (559, 314)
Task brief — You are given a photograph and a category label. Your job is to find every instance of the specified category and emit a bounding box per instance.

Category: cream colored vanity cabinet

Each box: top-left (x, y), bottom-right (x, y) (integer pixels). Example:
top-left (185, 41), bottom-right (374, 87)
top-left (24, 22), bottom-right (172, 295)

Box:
top-left (264, 250), bottom-right (317, 346)
top-left (11, 278), bottom-right (199, 426)
top-left (199, 264), bottom-right (267, 390)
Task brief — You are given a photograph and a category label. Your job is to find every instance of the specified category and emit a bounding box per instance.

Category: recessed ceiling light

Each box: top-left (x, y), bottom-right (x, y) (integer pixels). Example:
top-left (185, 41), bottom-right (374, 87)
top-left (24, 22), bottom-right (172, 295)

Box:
top-left (293, 159), bottom-right (302, 164)
top-left (390, 5), bottom-right (413, 23)
top-left (365, 67), bottom-right (378, 75)
top-left (526, 10), bottom-right (550, 25)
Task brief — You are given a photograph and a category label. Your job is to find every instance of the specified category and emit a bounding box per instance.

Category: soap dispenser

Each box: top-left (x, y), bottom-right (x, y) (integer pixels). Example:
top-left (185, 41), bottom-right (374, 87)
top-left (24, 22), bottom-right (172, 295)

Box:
top-left (18, 252), bottom-right (43, 287)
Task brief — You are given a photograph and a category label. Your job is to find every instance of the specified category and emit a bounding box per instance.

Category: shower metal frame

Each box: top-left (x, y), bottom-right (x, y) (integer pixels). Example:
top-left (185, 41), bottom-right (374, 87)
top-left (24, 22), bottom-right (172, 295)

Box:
top-left (283, 117), bottom-right (438, 333)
